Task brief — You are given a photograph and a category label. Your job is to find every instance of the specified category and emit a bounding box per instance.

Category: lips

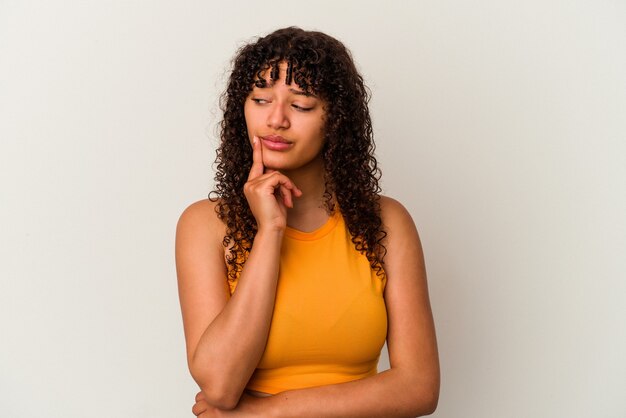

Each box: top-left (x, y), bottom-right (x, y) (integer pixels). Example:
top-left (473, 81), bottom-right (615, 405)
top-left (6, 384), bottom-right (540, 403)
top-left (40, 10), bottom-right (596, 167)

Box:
top-left (261, 135), bottom-right (293, 151)
top-left (262, 135), bottom-right (291, 144)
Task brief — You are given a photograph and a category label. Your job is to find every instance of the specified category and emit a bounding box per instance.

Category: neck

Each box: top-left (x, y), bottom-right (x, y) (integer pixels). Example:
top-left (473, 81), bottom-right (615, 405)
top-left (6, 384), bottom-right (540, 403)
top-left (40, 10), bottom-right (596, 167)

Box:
top-left (282, 156), bottom-right (332, 230)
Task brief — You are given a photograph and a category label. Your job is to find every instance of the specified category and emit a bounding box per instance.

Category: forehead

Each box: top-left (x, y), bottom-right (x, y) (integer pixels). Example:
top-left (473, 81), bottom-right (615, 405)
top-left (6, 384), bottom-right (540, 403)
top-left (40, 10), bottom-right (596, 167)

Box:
top-left (253, 60), bottom-right (317, 96)
top-left (252, 81), bottom-right (317, 99)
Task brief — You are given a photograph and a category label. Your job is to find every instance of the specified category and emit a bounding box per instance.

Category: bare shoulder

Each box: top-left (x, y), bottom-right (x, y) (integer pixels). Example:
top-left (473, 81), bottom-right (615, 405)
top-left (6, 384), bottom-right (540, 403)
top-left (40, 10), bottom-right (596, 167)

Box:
top-left (378, 198), bottom-right (439, 410)
top-left (178, 198), bottom-right (220, 227)
top-left (378, 195), bottom-right (425, 271)
top-left (176, 199), bottom-right (225, 246)
top-left (176, 199), bottom-right (230, 363)
top-left (379, 195), bottom-right (419, 236)
top-left (178, 199), bottom-right (223, 229)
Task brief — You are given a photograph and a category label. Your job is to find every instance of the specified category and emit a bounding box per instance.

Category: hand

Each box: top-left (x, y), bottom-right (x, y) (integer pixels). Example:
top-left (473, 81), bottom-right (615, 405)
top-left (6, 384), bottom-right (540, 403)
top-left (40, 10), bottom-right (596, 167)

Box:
top-left (243, 136), bottom-right (302, 231)
top-left (192, 391), bottom-right (210, 416)
top-left (192, 391), bottom-right (265, 417)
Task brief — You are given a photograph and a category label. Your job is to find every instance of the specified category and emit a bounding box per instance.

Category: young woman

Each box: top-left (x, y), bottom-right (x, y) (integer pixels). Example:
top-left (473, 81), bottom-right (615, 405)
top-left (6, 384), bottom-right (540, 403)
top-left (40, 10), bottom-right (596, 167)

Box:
top-left (176, 27), bottom-right (440, 417)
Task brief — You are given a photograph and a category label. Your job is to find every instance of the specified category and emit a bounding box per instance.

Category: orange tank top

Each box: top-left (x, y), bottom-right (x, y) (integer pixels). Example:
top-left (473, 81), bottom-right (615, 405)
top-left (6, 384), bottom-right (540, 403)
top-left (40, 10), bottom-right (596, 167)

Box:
top-left (228, 210), bottom-right (387, 394)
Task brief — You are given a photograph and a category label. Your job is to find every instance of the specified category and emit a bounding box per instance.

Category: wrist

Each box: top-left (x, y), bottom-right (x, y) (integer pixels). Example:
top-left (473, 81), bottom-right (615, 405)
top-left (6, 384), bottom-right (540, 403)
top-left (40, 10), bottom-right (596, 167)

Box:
top-left (239, 393), bottom-right (280, 418)
top-left (256, 225), bottom-right (286, 239)
top-left (252, 227), bottom-right (285, 255)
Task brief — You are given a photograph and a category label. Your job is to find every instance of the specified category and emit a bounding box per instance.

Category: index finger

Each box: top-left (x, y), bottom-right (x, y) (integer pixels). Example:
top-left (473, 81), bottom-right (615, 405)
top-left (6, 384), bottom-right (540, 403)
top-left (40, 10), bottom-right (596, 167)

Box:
top-left (247, 136), bottom-right (264, 180)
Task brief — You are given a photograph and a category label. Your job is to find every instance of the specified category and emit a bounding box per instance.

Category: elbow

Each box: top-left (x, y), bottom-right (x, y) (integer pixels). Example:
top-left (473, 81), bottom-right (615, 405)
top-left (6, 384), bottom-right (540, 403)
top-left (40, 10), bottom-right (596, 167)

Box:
top-left (201, 389), bottom-right (240, 411)
top-left (189, 364), bottom-right (242, 410)
top-left (194, 379), bottom-right (242, 410)
top-left (403, 372), bottom-right (439, 416)
top-left (414, 383), bottom-right (440, 416)
top-left (421, 391), bottom-right (439, 416)
top-left (407, 391), bottom-right (438, 417)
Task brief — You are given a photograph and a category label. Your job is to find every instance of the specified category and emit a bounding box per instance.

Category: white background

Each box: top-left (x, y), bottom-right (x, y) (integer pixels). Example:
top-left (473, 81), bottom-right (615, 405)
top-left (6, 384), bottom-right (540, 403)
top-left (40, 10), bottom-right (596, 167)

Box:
top-left (1, 1), bottom-right (624, 417)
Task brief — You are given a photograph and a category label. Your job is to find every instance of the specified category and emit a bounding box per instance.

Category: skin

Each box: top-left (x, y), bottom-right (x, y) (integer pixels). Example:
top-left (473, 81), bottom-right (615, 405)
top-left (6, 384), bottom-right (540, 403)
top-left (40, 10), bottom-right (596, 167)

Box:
top-left (176, 65), bottom-right (440, 417)
top-left (242, 66), bottom-right (329, 232)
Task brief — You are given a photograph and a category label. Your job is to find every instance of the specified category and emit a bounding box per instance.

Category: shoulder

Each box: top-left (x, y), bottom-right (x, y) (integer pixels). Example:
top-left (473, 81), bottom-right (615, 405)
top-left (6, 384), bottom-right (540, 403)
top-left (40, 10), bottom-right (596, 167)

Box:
top-left (379, 195), bottom-right (418, 233)
top-left (179, 198), bottom-right (219, 219)
top-left (378, 195), bottom-right (423, 259)
top-left (176, 199), bottom-right (225, 249)
top-left (377, 196), bottom-right (439, 409)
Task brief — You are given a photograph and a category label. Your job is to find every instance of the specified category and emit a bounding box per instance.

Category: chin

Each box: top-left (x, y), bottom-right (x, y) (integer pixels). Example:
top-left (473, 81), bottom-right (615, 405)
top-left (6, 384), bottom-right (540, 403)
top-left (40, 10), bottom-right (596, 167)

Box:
top-left (263, 163), bottom-right (296, 172)
top-left (262, 157), bottom-right (296, 171)
top-left (262, 152), bottom-right (322, 173)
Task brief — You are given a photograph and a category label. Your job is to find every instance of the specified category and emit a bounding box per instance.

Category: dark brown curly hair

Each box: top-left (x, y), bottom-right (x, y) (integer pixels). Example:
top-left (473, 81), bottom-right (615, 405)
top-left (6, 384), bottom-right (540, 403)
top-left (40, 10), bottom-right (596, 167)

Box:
top-left (210, 26), bottom-right (386, 282)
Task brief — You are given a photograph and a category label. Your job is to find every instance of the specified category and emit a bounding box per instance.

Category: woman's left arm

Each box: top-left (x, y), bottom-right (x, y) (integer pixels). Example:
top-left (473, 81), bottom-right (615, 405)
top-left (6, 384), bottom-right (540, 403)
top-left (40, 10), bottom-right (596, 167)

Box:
top-left (196, 196), bottom-right (440, 418)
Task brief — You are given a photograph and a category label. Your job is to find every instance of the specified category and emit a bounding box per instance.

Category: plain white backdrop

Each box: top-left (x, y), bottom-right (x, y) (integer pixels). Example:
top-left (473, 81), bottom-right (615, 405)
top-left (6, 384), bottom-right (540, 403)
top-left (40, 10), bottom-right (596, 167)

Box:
top-left (1, 1), bottom-right (624, 417)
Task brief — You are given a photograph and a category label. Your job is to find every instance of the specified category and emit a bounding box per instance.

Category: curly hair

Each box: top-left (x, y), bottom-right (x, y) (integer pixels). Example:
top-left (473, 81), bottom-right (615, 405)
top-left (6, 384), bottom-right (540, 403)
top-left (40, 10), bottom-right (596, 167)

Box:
top-left (210, 26), bottom-right (386, 282)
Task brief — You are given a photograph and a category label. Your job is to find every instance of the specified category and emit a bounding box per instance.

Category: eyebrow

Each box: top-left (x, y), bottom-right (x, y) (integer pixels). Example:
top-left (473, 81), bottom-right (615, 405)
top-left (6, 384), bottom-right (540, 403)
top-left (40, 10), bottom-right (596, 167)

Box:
top-left (252, 82), bottom-right (317, 98)
top-left (288, 88), bottom-right (317, 98)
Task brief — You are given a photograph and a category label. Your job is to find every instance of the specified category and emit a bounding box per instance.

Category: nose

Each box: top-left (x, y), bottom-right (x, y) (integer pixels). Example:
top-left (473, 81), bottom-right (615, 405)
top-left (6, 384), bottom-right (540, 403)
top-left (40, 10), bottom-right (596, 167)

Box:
top-left (266, 103), bottom-right (290, 130)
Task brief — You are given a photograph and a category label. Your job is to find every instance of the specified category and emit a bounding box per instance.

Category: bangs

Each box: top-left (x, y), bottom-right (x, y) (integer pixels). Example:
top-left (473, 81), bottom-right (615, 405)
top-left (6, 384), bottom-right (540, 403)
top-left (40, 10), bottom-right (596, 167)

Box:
top-left (251, 56), bottom-right (321, 97)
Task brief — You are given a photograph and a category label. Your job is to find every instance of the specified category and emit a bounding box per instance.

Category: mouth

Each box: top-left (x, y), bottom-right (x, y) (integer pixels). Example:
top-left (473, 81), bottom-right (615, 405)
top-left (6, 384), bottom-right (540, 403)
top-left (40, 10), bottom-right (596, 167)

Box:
top-left (261, 135), bottom-right (292, 144)
top-left (260, 135), bottom-right (293, 151)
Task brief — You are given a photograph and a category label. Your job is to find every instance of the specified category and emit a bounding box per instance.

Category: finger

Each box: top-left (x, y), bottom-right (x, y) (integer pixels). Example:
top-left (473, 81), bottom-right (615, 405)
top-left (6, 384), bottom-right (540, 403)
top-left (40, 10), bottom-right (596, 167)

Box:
top-left (278, 184), bottom-right (293, 208)
top-left (192, 399), bottom-right (209, 416)
top-left (248, 171), bottom-right (302, 201)
top-left (247, 136), bottom-right (264, 180)
top-left (267, 171), bottom-right (300, 194)
top-left (195, 391), bottom-right (205, 402)
top-left (280, 179), bottom-right (302, 198)
top-left (267, 172), bottom-right (301, 196)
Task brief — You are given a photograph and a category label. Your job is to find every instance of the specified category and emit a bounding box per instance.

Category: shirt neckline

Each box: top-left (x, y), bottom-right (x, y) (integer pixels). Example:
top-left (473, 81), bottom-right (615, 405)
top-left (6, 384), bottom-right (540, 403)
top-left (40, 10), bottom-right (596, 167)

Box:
top-left (284, 210), bottom-right (341, 241)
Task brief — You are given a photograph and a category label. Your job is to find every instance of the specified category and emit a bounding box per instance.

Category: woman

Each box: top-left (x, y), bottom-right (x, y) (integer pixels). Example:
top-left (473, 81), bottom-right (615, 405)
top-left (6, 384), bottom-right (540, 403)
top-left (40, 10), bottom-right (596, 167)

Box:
top-left (176, 27), bottom-right (440, 417)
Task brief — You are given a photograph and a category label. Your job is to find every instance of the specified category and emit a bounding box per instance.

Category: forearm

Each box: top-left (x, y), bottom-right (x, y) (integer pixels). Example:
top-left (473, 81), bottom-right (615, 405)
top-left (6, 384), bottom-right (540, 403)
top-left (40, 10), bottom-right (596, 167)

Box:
top-left (190, 229), bottom-right (283, 407)
top-left (260, 368), bottom-right (438, 418)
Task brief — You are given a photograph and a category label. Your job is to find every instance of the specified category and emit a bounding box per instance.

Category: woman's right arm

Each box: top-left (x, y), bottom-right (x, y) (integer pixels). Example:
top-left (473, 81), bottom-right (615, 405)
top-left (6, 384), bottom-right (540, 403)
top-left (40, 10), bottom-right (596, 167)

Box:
top-left (176, 137), bottom-right (300, 410)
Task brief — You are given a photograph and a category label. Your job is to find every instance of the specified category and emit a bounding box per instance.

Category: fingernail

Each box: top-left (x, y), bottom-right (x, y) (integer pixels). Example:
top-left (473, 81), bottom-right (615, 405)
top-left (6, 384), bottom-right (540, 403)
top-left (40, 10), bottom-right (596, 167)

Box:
top-left (253, 136), bottom-right (258, 145)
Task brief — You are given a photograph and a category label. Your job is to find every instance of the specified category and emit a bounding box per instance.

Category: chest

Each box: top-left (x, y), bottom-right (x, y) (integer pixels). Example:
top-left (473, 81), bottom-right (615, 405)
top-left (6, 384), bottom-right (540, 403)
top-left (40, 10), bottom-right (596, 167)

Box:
top-left (257, 233), bottom-right (388, 369)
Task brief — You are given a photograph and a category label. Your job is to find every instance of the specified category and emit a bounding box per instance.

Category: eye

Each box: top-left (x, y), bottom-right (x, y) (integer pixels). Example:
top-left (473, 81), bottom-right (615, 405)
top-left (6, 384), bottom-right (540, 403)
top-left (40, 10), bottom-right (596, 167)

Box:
top-left (292, 104), bottom-right (313, 112)
top-left (251, 98), bottom-right (269, 105)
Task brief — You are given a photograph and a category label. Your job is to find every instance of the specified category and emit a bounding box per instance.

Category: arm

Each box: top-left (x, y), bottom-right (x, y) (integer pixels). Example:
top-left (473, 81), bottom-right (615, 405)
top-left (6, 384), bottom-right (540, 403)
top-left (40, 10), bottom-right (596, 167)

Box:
top-left (197, 196), bottom-right (439, 417)
top-left (177, 137), bottom-right (302, 410)
top-left (177, 201), bottom-right (283, 409)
